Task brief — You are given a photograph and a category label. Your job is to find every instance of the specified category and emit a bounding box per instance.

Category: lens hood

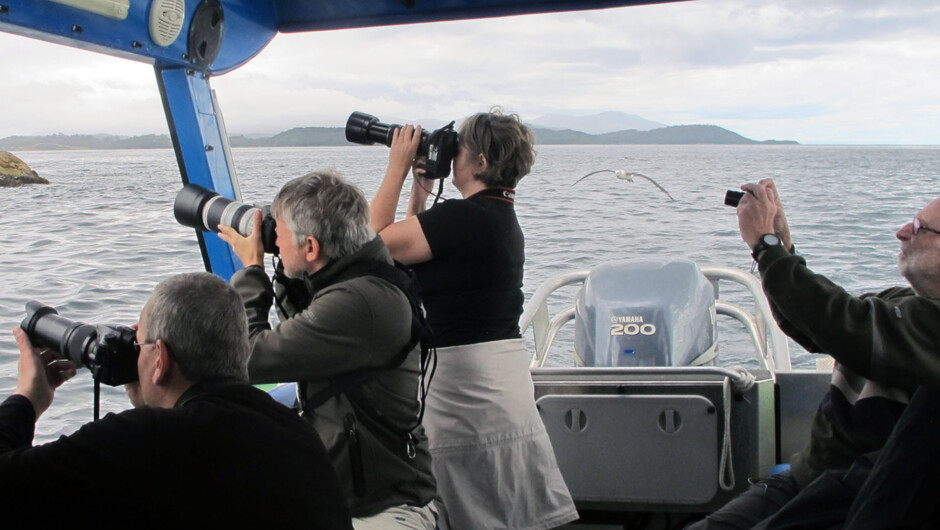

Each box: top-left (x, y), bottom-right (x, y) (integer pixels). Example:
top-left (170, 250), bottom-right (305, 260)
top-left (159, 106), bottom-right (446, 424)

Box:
top-left (174, 183), bottom-right (217, 230)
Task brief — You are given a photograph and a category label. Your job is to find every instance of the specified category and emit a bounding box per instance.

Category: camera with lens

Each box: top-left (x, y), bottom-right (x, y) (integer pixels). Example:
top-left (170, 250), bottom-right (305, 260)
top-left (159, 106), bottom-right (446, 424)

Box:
top-left (20, 301), bottom-right (139, 386)
top-left (724, 190), bottom-right (745, 207)
top-left (345, 111), bottom-right (459, 180)
top-left (174, 183), bottom-right (279, 255)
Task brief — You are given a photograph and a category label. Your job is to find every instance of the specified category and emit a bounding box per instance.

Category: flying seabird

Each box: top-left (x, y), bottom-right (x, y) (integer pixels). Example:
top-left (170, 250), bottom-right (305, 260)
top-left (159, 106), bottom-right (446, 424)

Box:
top-left (572, 169), bottom-right (675, 201)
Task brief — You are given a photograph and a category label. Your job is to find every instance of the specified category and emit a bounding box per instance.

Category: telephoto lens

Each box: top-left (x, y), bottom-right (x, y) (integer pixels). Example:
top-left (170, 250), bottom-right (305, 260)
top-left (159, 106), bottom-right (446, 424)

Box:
top-left (345, 111), bottom-right (428, 151)
top-left (174, 184), bottom-right (279, 254)
top-left (20, 301), bottom-right (139, 386)
top-left (345, 111), bottom-right (459, 180)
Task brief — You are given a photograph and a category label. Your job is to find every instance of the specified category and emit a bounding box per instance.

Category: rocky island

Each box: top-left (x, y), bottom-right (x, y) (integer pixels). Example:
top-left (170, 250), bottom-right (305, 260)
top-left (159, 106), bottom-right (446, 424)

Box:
top-left (0, 151), bottom-right (48, 187)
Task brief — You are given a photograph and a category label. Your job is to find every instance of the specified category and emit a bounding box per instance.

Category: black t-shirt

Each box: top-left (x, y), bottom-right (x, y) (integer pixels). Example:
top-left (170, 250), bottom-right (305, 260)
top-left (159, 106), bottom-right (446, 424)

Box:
top-left (415, 188), bottom-right (524, 348)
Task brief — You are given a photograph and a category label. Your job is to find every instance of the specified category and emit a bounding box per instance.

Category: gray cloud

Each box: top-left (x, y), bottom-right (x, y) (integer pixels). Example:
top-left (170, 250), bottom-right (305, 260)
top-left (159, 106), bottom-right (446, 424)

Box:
top-left (2, 0), bottom-right (940, 143)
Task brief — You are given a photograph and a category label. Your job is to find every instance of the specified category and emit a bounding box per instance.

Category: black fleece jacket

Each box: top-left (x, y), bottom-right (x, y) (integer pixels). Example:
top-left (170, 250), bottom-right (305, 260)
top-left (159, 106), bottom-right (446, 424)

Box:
top-left (0, 381), bottom-right (352, 529)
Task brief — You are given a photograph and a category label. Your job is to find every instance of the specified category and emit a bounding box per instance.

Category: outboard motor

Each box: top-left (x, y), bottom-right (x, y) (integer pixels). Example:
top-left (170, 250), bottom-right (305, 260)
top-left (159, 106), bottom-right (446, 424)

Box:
top-left (574, 259), bottom-right (717, 367)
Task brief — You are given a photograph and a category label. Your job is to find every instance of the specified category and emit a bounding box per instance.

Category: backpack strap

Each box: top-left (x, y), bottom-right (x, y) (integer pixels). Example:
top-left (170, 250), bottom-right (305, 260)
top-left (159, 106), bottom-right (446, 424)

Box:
top-left (331, 260), bottom-right (433, 370)
top-left (291, 259), bottom-right (437, 458)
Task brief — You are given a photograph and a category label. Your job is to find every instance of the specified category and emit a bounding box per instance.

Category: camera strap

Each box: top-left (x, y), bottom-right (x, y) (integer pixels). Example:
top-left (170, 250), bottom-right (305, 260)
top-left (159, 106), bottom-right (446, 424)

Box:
top-left (93, 378), bottom-right (101, 421)
top-left (432, 178), bottom-right (445, 207)
top-left (270, 256), bottom-right (313, 316)
top-left (472, 186), bottom-right (516, 205)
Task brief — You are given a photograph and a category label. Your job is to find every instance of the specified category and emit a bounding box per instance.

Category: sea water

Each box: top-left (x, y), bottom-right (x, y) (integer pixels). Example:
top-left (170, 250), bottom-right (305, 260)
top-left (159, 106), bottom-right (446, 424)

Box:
top-left (1, 144), bottom-right (937, 441)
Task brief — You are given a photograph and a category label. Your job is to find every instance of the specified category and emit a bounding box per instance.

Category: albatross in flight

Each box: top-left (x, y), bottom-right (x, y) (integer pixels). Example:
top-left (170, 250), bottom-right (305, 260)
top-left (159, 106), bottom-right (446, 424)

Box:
top-left (573, 169), bottom-right (675, 201)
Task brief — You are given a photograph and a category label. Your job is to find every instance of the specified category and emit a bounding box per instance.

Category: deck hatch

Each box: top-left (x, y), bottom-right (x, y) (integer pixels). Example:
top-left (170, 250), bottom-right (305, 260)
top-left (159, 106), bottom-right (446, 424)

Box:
top-left (538, 393), bottom-right (719, 505)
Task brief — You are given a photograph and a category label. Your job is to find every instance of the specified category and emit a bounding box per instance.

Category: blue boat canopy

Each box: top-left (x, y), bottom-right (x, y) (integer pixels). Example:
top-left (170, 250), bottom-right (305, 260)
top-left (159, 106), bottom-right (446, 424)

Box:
top-left (0, 0), bottom-right (685, 74)
top-left (273, 0), bottom-right (685, 33)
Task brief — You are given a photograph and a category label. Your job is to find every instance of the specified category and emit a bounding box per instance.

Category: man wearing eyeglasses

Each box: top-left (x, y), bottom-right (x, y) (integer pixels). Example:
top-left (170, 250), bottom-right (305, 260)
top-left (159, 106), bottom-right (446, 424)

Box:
top-left (2, 272), bottom-right (352, 528)
top-left (688, 180), bottom-right (940, 529)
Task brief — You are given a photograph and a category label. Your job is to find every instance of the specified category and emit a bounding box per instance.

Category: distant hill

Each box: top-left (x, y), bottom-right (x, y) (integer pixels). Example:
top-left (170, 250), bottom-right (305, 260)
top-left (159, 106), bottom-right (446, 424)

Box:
top-left (230, 127), bottom-right (349, 147)
top-left (531, 111), bottom-right (667, 134)
top-left (0, 125), bottom-right (797, 150)
top-left (531, 124), bottom-right (796, 145)
top-left (0, 133), bottom-right (172, 150)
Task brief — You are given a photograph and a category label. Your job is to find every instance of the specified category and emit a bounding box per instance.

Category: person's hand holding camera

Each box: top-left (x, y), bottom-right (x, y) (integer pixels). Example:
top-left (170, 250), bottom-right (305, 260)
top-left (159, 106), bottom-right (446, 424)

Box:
top-left (736, 182), bottom-right (778, 251)
top-left (759, 179), bottom-right (793, 251)
top-left (12, 327), bottom-right (77, 418)
top-left (218, 209), bottom-right (265, 269)
top-left (387, 125), bottom-right (422, 182)
top-left (409, 156), bottom-right (435, 205)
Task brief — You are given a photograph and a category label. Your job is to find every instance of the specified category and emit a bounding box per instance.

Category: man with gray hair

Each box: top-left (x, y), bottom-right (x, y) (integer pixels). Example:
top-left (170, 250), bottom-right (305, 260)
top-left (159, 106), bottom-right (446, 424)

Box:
top-left (687, 182), bottom-right (940, 528)
top-left (2, 272), bottom-right (352, 528)
top-left (219, 170), bottom-right (438, 529)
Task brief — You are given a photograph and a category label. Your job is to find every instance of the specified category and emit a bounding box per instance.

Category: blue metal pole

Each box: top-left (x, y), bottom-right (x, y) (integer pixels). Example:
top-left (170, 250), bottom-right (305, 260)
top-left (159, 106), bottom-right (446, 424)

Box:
top-left (157, 66), bottom-right (242, 281)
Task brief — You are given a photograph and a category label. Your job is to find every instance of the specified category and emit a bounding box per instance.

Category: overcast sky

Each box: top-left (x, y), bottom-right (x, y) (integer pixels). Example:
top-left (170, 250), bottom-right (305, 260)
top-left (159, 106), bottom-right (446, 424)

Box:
top-left (2, 0), bottom-right (939, 144)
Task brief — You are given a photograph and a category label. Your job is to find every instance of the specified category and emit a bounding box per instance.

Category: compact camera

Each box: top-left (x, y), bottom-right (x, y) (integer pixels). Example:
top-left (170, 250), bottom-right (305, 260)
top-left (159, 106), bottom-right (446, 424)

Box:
top-left (20, 301), bottom-right (139, 386)
top-left (174, 183), bottom-right (279, 255)
top-left (724, 190), bottom-right (745, 207)
top-left (345, 111), bottom-right (459, 180)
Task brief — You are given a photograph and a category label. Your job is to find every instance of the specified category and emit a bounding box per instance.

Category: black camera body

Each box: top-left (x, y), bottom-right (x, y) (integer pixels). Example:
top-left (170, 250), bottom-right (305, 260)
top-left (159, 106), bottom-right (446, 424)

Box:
top-left (345, 111), bottom-right (459, 180)
top-left (724, 190), bottom-right (745, 207)
top-left (20, 301), bottom-right (139, 386)
top-left (174, 183), bottom-right (279, 255)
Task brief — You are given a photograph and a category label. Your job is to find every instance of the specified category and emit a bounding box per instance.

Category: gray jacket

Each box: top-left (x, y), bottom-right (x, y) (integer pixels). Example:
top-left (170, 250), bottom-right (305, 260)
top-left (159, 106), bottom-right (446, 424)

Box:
top-left (232, 237), bottom-right (436, 517)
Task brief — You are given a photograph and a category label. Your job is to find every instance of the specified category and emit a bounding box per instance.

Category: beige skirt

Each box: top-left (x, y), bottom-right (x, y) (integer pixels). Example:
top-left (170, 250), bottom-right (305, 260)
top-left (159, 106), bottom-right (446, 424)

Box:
top-left (423, 338), bottom-right (578, 530)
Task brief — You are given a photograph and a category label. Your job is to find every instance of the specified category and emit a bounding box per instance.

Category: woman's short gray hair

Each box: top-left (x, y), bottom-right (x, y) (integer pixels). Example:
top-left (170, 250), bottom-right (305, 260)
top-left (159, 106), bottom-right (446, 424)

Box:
top-left (460, 107), bottom-right (536, 188)
top-left (271, 170), bottom-right (375, 260)
top-left (143, 272), bottom-right (249, 382)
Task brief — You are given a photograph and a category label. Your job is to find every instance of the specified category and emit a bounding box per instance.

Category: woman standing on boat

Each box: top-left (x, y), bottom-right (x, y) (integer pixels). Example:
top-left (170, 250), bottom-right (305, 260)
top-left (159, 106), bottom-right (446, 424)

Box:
top-left (370, 108), bottom-right (578, 529)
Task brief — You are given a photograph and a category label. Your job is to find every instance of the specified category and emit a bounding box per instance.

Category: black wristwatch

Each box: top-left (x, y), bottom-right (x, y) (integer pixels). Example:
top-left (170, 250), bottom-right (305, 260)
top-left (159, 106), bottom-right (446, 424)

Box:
top-left (751, 233), bottom-right (781, 261)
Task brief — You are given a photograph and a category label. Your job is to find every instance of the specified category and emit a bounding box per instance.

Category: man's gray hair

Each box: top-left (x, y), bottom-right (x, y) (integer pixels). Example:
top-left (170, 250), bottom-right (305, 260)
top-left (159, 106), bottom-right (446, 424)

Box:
top-left (143, 272), bottom-right (249, 382)
top-left (271, 170), bottom-right (375, 260)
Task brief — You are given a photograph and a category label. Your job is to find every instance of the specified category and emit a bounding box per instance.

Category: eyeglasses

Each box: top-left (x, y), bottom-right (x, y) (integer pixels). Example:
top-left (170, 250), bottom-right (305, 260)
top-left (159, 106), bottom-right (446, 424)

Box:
top-left (913, 217), bottom-right (940, 236)
top-left (136, 341), bottom-right (176, 360)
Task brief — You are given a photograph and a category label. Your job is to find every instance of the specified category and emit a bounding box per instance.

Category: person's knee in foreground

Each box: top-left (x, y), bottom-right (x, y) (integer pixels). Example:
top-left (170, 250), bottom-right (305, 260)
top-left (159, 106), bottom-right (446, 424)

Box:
top-left (688, 182), bottom-right (940, 529)
top-left (219, 171), bottom-right (437, 528)
top-left (3, 272), bottom-right (351, 529)
top-left (369, 108), bottom-right (579, 529)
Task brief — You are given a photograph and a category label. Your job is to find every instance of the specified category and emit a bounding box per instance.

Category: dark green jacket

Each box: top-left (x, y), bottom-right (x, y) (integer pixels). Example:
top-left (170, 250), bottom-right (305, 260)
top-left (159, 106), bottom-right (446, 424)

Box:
top-left (757, 245), bottom-right (940, 485)
top-left (232, 237), bottom-right (436, 517)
